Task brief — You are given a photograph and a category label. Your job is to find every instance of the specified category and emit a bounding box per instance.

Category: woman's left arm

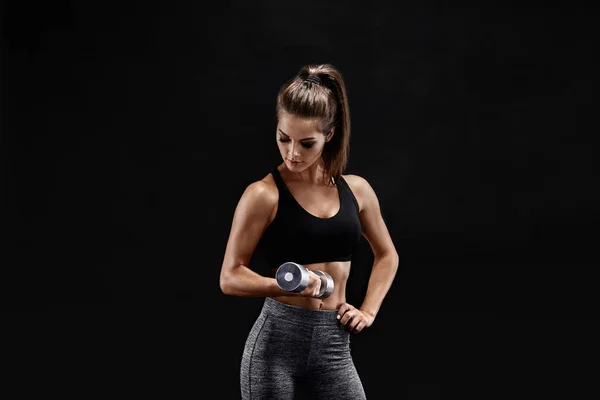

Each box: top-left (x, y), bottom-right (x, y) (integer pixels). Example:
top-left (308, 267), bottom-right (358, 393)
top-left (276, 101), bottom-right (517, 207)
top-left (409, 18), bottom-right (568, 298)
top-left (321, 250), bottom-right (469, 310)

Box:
top-left (337, 175), bottom-right (399, 333)
top-left (348, 176), bottom-right (399, 322)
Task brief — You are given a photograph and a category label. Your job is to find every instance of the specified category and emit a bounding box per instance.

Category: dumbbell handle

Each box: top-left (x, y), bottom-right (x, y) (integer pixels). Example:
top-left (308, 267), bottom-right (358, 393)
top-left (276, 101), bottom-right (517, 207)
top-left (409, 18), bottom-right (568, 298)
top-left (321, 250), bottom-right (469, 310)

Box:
top-left (312, 269), bottom-right (334, 299)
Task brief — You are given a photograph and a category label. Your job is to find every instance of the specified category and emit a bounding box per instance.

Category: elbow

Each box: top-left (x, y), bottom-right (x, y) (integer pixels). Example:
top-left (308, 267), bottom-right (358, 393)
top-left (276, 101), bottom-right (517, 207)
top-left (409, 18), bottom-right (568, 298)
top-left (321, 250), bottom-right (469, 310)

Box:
top-left (377, 251), bottom-right (399, 271)
top-left (376, 250), bottom-right (399, 265)
top-left (391, 252), bottom-right (400, 272)
top-left (386, 246), bottom-right (399, 264)
top-left (219, 272), bottom-right (234, 295)
top-left (220, 262), bottom-right (247, 296)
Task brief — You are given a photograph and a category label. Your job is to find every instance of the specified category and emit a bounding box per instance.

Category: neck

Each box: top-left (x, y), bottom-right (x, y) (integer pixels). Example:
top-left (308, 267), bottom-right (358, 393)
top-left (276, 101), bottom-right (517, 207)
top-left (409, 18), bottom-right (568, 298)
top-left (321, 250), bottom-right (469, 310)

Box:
top-left (282, 160), bottom-right (333, 186)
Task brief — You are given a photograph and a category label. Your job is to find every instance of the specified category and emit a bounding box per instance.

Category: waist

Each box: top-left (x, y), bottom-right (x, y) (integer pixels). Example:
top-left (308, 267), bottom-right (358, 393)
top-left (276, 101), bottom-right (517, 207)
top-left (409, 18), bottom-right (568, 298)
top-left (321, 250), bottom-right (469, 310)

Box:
top-left (260, 297), bottom-right (340, 326)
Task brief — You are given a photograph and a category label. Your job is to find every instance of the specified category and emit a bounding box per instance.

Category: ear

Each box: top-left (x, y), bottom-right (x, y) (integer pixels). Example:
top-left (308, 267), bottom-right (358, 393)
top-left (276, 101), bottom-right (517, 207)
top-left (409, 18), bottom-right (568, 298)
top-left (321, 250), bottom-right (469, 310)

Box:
top-left (325, 128), bottom-right (335, 142)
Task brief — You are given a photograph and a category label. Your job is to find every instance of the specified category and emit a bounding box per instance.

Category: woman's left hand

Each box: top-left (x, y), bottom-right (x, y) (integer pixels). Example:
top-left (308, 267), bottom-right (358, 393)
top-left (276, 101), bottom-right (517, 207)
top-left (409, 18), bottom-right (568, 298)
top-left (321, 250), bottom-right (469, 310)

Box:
top-left (337, 303), bottom-right (375, 334)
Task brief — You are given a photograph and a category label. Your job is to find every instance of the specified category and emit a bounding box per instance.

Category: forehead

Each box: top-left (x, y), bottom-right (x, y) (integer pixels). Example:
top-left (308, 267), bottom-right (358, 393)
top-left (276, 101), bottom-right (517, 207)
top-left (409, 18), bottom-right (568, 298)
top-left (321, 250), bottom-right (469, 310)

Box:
top-left (277, 112), bottom-right (320, 137)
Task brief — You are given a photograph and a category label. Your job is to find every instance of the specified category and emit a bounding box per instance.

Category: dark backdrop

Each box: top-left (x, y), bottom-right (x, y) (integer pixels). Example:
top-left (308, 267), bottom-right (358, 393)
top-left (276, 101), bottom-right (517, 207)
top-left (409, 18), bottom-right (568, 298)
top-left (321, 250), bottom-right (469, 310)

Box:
top-left (3, 2), bottom-right (598, 398)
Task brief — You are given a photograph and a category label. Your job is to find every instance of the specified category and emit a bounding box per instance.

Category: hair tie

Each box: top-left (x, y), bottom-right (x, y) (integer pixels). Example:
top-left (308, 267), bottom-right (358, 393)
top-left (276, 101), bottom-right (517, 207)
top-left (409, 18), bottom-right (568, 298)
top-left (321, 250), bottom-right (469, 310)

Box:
top-left (304, 75), bottom-right (321, 85)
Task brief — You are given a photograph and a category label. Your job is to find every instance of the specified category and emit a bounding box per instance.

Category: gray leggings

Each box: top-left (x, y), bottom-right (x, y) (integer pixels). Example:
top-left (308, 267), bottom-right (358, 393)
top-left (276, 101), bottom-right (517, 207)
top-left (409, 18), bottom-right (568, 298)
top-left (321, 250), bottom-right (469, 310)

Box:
top-left (240, 297), bottom-right (367, 400)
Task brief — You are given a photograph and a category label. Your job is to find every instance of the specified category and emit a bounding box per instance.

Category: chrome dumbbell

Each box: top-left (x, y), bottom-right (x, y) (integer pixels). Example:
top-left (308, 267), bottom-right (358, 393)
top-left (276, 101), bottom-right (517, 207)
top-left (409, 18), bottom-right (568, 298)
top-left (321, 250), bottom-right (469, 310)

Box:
top-left (275, 262), bottom-right (334, 299)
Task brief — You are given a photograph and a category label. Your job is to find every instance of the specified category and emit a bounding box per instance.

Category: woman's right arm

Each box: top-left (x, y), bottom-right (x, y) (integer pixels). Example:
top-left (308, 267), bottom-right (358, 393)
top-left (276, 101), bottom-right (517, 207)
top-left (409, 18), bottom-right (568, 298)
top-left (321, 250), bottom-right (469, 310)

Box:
top-left (219, 180), bottom-right (288, 297)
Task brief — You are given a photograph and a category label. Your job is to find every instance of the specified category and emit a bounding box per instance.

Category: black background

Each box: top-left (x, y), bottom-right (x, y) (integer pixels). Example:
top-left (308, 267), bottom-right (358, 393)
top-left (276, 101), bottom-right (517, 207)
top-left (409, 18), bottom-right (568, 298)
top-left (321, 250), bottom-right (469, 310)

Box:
top-left (3, 2), bottom-right (598, 398)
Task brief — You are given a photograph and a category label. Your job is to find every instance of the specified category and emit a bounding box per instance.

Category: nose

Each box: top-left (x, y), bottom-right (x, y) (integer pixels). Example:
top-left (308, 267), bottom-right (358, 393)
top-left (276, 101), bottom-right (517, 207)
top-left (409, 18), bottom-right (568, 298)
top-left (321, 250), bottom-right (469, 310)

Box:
top-left (288, 142), bottom-right (301, 158)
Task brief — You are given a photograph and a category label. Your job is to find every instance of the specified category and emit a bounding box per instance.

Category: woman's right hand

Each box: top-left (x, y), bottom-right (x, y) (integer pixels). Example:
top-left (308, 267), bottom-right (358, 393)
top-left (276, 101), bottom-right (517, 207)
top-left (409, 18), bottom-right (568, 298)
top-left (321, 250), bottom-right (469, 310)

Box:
top-left (299, 269), bottom-right (322, 298)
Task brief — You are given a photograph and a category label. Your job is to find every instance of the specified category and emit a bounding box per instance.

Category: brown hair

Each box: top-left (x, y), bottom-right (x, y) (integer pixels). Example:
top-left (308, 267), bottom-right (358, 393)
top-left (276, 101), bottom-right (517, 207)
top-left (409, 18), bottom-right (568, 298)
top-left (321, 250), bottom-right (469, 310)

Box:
top-left (276, 63), bottom-right (351, 184)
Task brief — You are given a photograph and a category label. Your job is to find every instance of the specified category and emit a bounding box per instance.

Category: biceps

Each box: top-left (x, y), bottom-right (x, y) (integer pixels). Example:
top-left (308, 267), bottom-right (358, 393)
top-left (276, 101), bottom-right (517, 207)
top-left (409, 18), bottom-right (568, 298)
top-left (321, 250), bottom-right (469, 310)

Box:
top-left (222, 187), bottom-right (274, 270)
top-left (223, 213), bottom-right (267, 266)
top-left (360, 207), bottom-right (396, 259)
top-left (357, 179), bottom-right (396, 258)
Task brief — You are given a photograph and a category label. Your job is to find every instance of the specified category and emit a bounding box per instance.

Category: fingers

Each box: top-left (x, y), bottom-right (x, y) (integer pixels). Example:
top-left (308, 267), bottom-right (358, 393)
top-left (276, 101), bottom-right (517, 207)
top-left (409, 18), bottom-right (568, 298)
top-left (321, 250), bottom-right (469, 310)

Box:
top-left (300, 270), bottom-right (322, 298)
top-left (337, 304), bottom-right (368, 334)
top-left (337, 304), bottom-right (350, 324)
top-left (309, 270), bottom-right (322, 297)
top-left (349, 317), bottom-right (367, 334)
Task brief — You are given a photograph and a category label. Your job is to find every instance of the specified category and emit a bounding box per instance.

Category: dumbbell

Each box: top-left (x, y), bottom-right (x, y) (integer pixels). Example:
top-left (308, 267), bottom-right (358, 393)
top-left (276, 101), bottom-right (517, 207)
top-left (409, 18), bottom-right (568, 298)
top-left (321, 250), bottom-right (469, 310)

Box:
top-left (275, 262), bottom-right (334, 299)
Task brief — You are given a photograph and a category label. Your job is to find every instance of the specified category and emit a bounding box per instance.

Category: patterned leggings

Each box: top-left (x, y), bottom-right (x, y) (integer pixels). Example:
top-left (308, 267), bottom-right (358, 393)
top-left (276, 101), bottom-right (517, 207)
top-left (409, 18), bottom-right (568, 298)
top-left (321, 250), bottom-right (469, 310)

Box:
top-left (240, 297), bottom-right (367, 399)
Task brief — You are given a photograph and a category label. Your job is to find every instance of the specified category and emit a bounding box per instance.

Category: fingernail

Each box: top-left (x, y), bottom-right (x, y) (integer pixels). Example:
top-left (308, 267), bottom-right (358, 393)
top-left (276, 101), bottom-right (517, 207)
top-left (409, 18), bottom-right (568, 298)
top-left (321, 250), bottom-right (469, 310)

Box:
top-left (337, 315), bottom-right (341, 319)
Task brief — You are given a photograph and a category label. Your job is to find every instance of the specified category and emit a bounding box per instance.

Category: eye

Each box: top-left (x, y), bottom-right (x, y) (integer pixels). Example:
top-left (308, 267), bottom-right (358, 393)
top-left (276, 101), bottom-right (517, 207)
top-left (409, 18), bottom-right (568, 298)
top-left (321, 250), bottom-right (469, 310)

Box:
top-left (278, 137), bottom-right (315, 149)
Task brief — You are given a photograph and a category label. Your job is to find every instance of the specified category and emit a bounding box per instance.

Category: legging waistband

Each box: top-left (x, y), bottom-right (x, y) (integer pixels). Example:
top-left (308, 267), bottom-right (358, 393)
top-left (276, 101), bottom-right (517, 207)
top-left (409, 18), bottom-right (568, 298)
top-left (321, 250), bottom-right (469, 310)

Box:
top-left (260, 297), bottom-right (340, 326)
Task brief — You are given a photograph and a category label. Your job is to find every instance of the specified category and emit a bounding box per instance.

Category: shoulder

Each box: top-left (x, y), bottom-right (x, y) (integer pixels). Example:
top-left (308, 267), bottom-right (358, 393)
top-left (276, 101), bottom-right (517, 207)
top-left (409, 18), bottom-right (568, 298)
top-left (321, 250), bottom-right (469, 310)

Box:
top-left (242, 172), bottom-right (278, 206)
top-left (342, 173), bottom-right (369, 187)
top-left (236, 172), bottom-right (279, 222)
top-left (341, 174), bottom-right (374, 212)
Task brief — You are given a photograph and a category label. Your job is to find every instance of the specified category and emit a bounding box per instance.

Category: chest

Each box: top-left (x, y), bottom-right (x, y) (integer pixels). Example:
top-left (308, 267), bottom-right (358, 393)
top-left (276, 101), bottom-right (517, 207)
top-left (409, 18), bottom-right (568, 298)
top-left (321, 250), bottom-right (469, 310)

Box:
top-left (285, 182), bottom-right (340, 219)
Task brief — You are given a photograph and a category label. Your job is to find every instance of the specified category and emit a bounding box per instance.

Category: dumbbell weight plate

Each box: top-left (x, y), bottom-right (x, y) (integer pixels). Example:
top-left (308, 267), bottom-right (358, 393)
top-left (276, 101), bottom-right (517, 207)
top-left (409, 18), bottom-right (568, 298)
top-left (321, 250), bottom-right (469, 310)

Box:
top-left (275, 262), bottom-right (309, 293)
top-left (313, 270), bottom-right (334, 299)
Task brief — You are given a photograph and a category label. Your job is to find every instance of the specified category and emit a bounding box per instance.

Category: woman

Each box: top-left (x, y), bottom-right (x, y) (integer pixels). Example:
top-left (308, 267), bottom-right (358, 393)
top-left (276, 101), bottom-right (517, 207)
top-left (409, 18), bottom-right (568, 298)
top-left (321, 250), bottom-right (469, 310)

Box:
top-left (220, 63), bottom-right (399, 399)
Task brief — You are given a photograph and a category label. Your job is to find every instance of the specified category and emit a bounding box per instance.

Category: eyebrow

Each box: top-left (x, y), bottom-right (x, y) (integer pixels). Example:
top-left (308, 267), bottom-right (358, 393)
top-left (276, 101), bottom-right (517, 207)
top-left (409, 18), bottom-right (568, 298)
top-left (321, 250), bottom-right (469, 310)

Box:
top-left (278, 129), bottom-right (316, 142)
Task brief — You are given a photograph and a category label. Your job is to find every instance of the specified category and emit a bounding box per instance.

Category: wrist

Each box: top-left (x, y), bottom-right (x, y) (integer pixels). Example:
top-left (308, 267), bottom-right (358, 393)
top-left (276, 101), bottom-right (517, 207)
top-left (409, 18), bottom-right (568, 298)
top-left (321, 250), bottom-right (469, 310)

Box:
top-left (359, 308), bottom-right (376, 320)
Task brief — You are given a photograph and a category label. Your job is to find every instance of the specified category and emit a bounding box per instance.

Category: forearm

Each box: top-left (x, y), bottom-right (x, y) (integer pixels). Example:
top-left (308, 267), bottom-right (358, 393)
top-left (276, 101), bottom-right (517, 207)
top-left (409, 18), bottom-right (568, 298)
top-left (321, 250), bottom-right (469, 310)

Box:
top-left (359, 253), bottom-right (399, 318)
top-left (220, 264), bottom-right (289, 298)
